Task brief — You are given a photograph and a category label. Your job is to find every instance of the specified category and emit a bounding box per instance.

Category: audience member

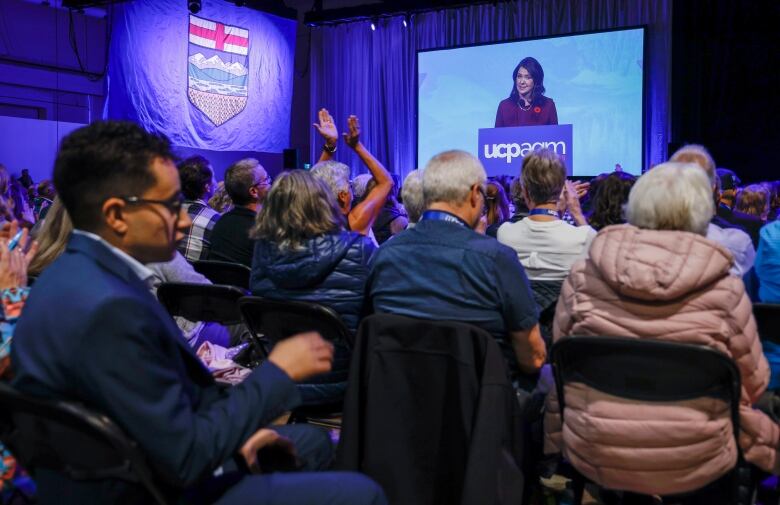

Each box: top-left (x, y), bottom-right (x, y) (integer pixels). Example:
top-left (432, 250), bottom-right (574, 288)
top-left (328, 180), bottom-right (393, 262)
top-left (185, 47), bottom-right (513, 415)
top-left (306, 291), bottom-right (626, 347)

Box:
top-left (497, 149), bottom-right (596, 282)
top-left (209, 158), bottom-right (269, 267)
top-left (367, 150), bottom-right (545, 388)
top-left (508, 177), bottom-right (529, 222)
top-left (586, 171), bottom-right (636, 230)
top-left (0, 222), bottom-right (36, 495)
top-left (32, 179), bottom-right (55, 221)
top-left (28, 198), bottom-right (236, 348)
top-left (736, 183), bottom-right (770, 222)
top-left (369, 178), bottom-right (408, 244)
top-left (350, 173), bottom-right (373, 203)
top-left (177, 155), bottom-right (220, 262)
top-left (671, 145), bottom-right (757, 275)
top-left (11, 121), bottom-right (385, 504)
top-left (312, 109), bottom-right (392, 239)
top-left (16, 169), bottom-right (33, 190)
top-left (485, 180), bottom-right (510, 237)
top-left (208, 180), bottom-right (233, 213)
top-left (755, 219), bottom-right (780, 389)
top-left (767, 180), bottom-right (780, 221)
top-left (544, 161), bottom-right (778, 495)
top-left (7, 180), bottom-right (34, 227)
top-left (28, 199), bottom-right (70, 277)
top-left (706, 164), bottom-right (762, 245)
top-left (400, 170), bottom-right (424, 226)
top-left (250, 170), bottom-right (377, 404)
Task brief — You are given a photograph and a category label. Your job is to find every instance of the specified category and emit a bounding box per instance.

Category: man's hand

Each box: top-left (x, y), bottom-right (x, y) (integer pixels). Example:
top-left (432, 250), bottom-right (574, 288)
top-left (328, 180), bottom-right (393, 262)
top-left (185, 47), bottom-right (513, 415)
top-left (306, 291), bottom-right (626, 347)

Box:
top-left (560, 180), bottom-right (589, 226)
top-left (312, 108), bottom-right (338, 148)
top-left (239, 428), bottom-right (297, 473)
top-left (342, 115), bottom-right (361, 149)
top-left (268, 331), bottom-right (333, 382)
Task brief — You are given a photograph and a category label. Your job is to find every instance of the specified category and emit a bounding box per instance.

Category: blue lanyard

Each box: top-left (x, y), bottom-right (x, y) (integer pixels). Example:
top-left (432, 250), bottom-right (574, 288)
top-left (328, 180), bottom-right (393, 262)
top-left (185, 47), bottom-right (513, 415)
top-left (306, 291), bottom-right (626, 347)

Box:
top-left (529, 208), bottom-right (560, 219)
top-left (421, 210), bottom-right (469, 227)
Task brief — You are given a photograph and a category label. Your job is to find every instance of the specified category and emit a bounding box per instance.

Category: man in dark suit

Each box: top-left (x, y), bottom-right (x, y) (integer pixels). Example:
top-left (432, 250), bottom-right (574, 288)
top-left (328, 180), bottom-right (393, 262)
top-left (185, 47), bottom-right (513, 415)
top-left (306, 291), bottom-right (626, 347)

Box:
top-left (11, 121), bottom-right (385, 505)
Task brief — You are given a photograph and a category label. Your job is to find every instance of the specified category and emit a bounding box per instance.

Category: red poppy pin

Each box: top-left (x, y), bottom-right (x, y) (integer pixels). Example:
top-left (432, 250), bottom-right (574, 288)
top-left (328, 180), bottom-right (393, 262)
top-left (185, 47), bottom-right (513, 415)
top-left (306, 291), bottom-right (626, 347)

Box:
top-left (533, 106), bottom-right (542, 114)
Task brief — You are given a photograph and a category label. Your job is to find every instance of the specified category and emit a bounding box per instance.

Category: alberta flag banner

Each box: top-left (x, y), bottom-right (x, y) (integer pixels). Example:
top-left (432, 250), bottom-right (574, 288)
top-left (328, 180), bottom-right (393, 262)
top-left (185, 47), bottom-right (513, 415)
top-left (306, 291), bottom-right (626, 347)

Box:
top-left (105, 0), bottom-right (295, 152)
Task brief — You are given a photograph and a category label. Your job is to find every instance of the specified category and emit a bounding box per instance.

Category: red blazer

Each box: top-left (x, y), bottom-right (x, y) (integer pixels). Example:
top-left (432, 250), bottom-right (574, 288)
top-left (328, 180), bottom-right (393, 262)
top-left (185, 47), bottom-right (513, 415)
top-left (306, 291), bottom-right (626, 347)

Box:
top-left (494, 95), bottom-right (558, 127)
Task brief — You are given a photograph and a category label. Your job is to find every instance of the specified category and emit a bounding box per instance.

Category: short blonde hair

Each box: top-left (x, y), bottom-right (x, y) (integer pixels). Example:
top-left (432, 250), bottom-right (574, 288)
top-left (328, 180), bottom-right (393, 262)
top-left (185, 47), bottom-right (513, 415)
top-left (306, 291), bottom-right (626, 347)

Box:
top-left (626, 161), bottom-right (714, 236)
top-left (520, 149), bottom-right (566, 205)
top-left (669, 144), bottom-right (716, 187)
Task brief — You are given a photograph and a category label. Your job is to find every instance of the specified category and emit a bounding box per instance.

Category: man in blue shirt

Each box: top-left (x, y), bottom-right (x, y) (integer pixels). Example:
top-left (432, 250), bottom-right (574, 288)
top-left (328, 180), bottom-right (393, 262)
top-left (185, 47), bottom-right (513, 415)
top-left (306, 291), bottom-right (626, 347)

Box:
top-left (367, 150), bottom-right (545, 384)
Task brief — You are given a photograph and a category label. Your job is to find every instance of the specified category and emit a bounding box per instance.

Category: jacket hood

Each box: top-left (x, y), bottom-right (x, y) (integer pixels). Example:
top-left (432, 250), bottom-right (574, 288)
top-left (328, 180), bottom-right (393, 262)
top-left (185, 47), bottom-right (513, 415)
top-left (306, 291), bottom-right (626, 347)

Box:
top-left (254, 231), bottom-right (359, 289)
top-left (587, 225), bottom-right (734, 301)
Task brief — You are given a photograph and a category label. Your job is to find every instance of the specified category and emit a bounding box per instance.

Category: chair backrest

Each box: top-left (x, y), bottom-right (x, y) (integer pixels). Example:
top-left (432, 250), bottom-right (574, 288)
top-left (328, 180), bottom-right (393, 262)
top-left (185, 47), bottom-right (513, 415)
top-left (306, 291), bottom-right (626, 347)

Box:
top-left (157, 282), bottom-right (247, 326)
top-left (0, 382), bottom-right (171, 504)
top-left (753, 303), bottom-right (780, 346)
top-left (551, 336), bottom-right (741, 439)
top-left (192, 260), bottom-right (251, 290)
top-left (238, 296), bottom-right (353, 347)
top-left (338, 313), bottom-right (524, 505)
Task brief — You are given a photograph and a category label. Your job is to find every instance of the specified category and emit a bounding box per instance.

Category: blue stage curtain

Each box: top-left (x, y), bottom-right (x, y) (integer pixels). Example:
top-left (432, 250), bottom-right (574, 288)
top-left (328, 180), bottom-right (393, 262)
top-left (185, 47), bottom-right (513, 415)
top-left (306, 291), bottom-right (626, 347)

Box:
top-left (309, 0), bottom-right (670, 179)
top-left (105, 0), bottom-right (295, 152)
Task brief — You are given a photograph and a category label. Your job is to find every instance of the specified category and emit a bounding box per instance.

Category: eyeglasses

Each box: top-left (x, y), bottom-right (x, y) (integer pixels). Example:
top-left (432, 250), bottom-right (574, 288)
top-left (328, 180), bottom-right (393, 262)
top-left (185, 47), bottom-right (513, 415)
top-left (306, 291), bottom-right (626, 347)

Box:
top-left (476, 185), bottom-right (489, 216)
top-left (255, 176), bottom-right (272, 187)
top-left (120, 192), bottom-right (185, 215)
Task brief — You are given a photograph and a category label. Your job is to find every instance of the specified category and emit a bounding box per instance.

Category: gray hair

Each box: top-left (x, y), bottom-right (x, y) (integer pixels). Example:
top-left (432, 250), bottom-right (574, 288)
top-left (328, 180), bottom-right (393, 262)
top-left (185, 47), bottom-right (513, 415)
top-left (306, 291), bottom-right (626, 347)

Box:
top-left (311, 160), bottom-right (351, 199)
top-left (351, 173), bottom-right (374, 201)
top-left (669, 144), bottom-right (717, 189)
top-left (626, 161), bottom-right (714, 236)
top-left (401, 169), bottom-right (424, 223)
top-left (225, 158), bottom-right (267, 206)
top-left (422, 150), bottom-right (486, 207)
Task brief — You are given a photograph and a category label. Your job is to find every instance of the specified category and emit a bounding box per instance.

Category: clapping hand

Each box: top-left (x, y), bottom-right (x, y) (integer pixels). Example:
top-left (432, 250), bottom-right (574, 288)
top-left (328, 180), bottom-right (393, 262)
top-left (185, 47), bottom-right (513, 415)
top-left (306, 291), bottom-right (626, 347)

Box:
top-left (557, 180), bottom-right (588, 226)
top-left (0, 222), bottom-right (38, 290)
top-left (312, 108), bottom-right (338, 148)
top-left (342, 115), bottom-right (360, 149)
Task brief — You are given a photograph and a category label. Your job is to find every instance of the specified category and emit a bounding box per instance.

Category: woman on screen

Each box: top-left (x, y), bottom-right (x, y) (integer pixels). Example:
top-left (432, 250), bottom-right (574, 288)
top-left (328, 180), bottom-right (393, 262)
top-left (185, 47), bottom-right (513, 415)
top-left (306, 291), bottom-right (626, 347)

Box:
top-left (495, 57), bottom-right (558, 127)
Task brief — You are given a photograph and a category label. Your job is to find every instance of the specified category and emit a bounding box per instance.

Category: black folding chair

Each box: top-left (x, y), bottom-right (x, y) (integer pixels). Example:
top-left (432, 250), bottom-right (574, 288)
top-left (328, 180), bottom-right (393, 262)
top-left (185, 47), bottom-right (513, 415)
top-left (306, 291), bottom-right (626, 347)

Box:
top-left (157, 282), bottom-right (265, 361)
top-left (551, 336), bottom-right (753, 505)
top-left (238, 297), bottom-right (353, 418)
top-left (238, 296), bottom-right (353, 348)
top-left (0, 382), bottom-right (173, 504)
top-left (753, 303), bottom-right (780, 346)
top-left (192, 260), bottom-right (251, 290)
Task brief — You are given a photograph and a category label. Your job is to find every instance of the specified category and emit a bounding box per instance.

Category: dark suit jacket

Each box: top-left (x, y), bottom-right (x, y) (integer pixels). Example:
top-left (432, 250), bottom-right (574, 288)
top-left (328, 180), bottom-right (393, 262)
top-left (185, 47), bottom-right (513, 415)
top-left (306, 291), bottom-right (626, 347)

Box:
top-left (11, 233), bottom-right (299, 500)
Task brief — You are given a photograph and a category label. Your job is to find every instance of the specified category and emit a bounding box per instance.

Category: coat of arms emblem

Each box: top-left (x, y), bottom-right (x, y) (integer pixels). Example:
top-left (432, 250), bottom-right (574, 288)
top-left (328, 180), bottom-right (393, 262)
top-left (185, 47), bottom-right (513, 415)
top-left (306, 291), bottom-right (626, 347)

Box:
top-left (188, 15), bottom-right (249, 126)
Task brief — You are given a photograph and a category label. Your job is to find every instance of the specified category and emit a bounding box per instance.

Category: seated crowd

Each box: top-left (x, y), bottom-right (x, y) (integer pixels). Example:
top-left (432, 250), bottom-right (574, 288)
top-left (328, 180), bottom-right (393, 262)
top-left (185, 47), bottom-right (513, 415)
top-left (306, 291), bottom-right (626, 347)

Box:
top-left (1, 114), bottom-right (780, 505)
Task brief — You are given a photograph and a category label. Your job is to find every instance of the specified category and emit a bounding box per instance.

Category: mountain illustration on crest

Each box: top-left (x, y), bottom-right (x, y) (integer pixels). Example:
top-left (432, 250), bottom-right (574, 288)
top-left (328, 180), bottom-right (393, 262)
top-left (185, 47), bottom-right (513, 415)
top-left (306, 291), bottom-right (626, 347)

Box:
top-left (189, 53), bottom-right (248, 76)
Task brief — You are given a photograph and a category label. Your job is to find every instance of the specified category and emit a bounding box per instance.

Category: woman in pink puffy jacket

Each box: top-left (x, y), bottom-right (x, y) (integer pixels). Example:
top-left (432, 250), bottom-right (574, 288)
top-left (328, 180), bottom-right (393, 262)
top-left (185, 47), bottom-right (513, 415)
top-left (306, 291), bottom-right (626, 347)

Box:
top-left (544, 161), bottom-right (779, 497)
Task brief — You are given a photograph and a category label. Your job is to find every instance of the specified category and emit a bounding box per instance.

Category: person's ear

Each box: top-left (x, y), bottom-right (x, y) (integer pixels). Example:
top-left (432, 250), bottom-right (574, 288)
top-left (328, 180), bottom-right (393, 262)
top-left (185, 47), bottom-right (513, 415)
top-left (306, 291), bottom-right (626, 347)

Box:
top-left (521, 185), bottom-right (531, 206)
top-left (249, 185), bottom-right (260, 201)
top-left (337, 190), bottom-right (350, 208)
top-left (102, 197), bottom-right (129, 235)
top-left (469, 184), bottom-right (481, 209)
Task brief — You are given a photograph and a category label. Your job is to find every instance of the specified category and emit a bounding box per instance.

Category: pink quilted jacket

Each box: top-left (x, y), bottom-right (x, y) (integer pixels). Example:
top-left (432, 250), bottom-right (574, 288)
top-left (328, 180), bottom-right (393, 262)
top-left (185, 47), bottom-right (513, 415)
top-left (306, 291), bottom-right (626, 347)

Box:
top-left (544, 225), bottom-right (779, 495)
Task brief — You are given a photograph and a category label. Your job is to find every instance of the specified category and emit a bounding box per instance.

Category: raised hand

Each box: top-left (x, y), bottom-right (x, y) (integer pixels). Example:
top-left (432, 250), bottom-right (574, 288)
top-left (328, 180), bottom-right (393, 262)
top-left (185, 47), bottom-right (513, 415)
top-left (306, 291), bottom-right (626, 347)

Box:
top-left (342, 115), bottom-right (361, 149)
top-left (312, 108), bottom-right (338, 147)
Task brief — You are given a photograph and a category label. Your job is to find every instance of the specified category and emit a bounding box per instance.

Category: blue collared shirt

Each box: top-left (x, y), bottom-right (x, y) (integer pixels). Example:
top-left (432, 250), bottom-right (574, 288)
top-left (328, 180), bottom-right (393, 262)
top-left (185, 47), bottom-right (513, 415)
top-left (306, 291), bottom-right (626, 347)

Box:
top-left (367, 217), bottom-right (539, 376)
top-left (72, 229), bottom-right (156, 286)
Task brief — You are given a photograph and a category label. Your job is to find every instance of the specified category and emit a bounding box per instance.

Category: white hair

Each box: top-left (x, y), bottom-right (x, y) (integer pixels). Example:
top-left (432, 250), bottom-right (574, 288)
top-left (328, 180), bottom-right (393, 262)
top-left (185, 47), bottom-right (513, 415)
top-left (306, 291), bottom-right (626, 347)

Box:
top-left (351, 173), bottom-right (373, 201)
top-left (401, 169), bottom-right (424, 223)
top-left (626, 161), bottom-right (714, 236)
top-left (669, 144), bottom-right (717, 189)
top-left (422, 150), bottom-right (486, 206)
top-left (311, 160), bottom-right (351, 199)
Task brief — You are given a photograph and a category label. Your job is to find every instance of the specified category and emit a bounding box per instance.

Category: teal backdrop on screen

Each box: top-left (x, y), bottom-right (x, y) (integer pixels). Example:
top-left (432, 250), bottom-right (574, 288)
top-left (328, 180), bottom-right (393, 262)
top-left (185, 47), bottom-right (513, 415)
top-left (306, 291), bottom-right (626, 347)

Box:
top-left (417, 28), bottom-right (644, 176)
